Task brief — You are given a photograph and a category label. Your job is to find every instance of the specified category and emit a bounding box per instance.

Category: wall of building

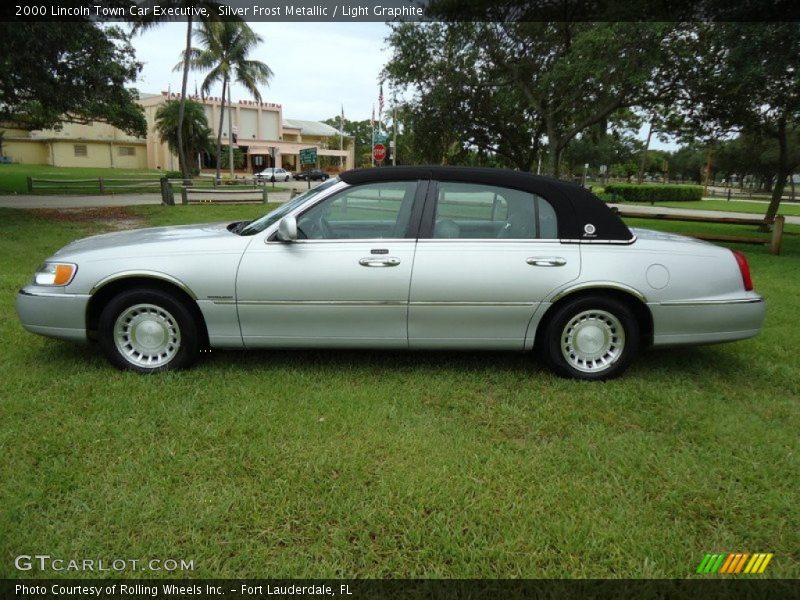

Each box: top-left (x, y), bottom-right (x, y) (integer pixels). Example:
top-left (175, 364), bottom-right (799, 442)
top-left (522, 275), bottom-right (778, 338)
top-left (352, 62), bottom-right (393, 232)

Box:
top-left (3, 139), bottom-right (49, 165)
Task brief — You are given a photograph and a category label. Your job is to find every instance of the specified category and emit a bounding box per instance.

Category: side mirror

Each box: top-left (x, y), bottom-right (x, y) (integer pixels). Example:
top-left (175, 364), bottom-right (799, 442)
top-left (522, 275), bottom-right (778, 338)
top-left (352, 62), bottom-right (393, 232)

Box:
top-left (277, 215), bottom-right (297, 242)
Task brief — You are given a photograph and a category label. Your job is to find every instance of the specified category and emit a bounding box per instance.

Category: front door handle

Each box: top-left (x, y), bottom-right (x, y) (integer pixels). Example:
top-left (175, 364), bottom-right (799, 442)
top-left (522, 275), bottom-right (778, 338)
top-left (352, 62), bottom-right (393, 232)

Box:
top-left (527, 256), bottom-right (567, 267)
top-left (359, 257), bottom-right (401, 267)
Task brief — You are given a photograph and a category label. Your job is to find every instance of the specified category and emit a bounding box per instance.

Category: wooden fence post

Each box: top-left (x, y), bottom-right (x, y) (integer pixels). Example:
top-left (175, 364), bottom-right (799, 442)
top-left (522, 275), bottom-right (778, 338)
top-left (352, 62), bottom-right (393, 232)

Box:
top-left (27, 176), bottom-right (33, 193)
top-left (770, 215), bottom-right (785, 255)
top-left (262, 188), bottom-right (268, 204)
top-left (181, 187), bottom-right (188, 205)
top-left (98, 177), bottom-right (105, 193)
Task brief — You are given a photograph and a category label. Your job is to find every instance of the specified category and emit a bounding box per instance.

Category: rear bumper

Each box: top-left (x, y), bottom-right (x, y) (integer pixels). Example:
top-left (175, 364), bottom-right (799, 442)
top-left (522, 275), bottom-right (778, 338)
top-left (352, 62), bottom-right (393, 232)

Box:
top-left (16, 287), bottom-right (90, 343)
top-left (650, 296), bottom-right (765, 347)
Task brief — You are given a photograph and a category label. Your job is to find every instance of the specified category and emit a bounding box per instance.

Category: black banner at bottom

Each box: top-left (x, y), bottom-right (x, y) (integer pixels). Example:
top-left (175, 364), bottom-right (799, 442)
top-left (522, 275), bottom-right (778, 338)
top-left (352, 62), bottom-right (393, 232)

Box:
top-left (3, 579), bottom-right (800, 600)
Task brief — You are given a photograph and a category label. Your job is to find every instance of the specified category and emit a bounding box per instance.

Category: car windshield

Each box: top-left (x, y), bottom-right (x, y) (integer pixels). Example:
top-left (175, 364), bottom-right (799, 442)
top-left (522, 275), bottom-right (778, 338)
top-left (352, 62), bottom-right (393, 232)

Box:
top-left (237, 177), bottom-right (340, 236)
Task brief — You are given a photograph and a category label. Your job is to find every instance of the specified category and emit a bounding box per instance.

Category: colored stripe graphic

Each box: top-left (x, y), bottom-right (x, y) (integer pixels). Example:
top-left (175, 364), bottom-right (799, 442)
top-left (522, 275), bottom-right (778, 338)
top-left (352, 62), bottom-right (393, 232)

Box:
top-left (699, 553), bottom-right (773, 575)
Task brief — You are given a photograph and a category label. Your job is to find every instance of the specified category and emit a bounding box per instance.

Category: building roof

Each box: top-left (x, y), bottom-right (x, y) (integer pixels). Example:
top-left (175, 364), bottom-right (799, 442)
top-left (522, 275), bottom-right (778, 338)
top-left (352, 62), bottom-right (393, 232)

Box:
top-left (282, 118), bottom-right (345, 138)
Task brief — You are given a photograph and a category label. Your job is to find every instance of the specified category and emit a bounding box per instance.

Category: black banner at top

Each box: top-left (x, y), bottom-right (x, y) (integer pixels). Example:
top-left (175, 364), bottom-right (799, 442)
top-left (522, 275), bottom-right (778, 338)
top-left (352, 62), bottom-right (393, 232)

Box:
top-left (2, 0), bottom-right (800, 23)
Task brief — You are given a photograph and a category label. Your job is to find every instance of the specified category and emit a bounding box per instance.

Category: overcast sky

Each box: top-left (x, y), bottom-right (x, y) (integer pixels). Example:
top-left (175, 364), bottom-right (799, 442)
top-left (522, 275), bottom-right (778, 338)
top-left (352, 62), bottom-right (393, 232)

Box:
top-left (132, 21), bottom-right (392, 123)
top-left (130, 21), bottom-right (675, 149)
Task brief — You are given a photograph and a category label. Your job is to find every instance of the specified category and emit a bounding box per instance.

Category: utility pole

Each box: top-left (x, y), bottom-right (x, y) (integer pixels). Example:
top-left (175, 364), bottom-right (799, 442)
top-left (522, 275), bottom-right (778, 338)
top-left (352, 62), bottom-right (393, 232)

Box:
top-left (392, 107), bottom-right (397, 166)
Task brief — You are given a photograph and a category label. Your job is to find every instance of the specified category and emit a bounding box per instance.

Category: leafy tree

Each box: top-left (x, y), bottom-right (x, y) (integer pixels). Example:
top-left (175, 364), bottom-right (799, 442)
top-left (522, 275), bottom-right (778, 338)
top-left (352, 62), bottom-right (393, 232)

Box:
top-left (0, 22), bottom-right (145, 136)
top-left (219, 146), bottom-right (245, 170)
top-left (154, 100), bottom-right (212, 175)
top-left (385, 20), bottom-right (675, 176)
top-left (322, 117), bottom-right (374, 168)
top-left (131, 0), bottom-right (229, 182)
top-left (183, 21), bottom-right (273, 180)
top-left (666, 23), bottom-right (800, 220)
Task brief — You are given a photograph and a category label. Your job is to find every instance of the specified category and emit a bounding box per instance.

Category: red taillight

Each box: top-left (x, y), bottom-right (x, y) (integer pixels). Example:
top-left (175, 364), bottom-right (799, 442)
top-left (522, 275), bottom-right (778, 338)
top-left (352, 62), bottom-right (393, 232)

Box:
top-left (732, 250), bottom-right (753, 291)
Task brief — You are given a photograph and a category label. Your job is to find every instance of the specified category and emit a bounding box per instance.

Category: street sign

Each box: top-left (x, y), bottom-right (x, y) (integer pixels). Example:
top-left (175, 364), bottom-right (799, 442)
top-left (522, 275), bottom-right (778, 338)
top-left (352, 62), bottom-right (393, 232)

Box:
top-left (299, 147), bottom-right (317, 166)
top-left (373, 144), bottom-right (387, 163)
top-left (374, 133), bottom-right (388, 144)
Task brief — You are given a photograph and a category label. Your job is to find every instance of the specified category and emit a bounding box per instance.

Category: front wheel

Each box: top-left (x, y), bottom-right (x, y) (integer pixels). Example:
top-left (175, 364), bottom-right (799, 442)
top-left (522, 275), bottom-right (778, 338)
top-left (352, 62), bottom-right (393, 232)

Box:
top-left (538, 296), bottom-right (640, 380)
top-left (98, 288), bottom-right (200, 373)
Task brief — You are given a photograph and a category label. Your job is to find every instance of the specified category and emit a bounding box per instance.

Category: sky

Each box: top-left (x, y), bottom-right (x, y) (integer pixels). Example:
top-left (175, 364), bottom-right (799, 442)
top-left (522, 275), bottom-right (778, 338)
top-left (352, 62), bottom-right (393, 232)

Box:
top-left (130, 21), bottom-right (676, 150)
top-left (132, 21), bottom-right (393, 123)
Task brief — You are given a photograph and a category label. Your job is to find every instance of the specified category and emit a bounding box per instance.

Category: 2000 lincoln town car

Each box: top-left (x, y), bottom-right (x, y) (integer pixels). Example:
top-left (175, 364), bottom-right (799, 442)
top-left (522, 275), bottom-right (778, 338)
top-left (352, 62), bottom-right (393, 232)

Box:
top-left (16, 167), bottom-right (765, 380)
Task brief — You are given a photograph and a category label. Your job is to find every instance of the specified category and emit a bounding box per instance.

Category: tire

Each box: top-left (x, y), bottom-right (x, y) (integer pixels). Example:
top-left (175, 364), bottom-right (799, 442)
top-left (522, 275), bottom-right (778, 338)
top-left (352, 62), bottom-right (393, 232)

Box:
top-left (538, 296), bottom-right (639, 380)
top-left (98, 288), bottom-right (200, 373)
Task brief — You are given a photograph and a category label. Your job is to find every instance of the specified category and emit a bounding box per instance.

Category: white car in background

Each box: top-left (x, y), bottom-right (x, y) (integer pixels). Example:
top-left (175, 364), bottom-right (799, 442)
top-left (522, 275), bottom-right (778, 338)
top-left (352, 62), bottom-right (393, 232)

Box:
top-left (255, 167), bottom-right (292, 182)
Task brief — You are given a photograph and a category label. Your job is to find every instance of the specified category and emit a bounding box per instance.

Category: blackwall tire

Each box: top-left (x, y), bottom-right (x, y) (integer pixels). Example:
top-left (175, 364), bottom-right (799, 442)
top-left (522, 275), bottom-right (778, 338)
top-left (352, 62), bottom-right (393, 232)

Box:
top-left (98, 288), bottom-right (200, 373)
top-left (539, 296), bottom-right (640, 380)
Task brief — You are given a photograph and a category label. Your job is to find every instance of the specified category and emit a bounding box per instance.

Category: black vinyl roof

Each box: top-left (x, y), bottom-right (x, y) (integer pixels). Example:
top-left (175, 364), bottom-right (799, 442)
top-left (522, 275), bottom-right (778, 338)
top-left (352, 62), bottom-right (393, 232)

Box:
top-left (340, 166), bottom-right (634, 242)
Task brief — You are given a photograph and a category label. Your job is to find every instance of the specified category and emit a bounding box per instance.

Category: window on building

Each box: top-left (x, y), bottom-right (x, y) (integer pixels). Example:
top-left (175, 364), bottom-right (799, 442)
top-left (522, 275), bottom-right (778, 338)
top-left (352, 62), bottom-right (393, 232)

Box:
top-left (118, 146), bottom-right (136, 157)
top-left (73, 145), bottom-right (88, 157)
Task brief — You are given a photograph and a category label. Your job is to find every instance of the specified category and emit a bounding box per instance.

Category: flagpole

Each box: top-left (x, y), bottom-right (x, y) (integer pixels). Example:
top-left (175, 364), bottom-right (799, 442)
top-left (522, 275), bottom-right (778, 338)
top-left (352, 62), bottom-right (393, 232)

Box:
top-left (371, 104), bottom-right (375, 168)
top-left (340, 104), bottom-right (344, 169)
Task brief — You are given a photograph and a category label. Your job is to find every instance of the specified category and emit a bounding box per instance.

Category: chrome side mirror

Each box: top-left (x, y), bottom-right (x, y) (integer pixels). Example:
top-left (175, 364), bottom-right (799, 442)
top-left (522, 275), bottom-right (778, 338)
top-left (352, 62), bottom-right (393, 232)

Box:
top-left (277, 215), bottom-right (297, 242)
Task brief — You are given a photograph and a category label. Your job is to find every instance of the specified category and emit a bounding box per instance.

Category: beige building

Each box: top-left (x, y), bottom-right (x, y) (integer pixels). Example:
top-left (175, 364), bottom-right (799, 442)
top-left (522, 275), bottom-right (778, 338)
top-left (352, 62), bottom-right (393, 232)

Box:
top-left (2, 91), bottom-right (353, 173)
top-left (1, 121), bottom-right (148, 169)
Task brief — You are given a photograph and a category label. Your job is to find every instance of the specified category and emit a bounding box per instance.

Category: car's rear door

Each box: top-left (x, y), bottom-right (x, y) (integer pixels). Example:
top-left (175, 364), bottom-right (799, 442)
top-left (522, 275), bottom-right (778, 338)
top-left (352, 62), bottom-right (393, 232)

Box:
top-left (236, 180), bottom-right (426, 348)
top-left (408, 180), bottom-right (580, 349)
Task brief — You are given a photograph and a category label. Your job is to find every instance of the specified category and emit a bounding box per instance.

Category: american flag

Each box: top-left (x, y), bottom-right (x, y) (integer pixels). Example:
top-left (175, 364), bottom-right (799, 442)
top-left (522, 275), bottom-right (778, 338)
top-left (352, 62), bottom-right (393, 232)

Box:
top-left (378, 83), bottom-right (384, 121)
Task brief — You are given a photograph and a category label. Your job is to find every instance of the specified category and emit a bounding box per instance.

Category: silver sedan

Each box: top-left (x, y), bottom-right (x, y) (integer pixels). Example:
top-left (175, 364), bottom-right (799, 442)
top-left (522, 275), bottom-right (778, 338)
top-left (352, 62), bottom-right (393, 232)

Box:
top-left (16, 167), bottom-right (765, 380)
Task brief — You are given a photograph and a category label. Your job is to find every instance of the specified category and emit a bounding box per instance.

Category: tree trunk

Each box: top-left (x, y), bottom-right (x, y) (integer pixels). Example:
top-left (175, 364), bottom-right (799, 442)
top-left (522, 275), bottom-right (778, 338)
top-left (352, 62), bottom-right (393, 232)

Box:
top-left (764, 119), bottom-right (789, 224)
top-left (549, 145), bottom-right (562, 178)
top-left (177, 17), bottom-right (193, 185)
top-left (637, 121), bottom-right (654, 184)
top-left (214, 77), bottom-right (228, 182)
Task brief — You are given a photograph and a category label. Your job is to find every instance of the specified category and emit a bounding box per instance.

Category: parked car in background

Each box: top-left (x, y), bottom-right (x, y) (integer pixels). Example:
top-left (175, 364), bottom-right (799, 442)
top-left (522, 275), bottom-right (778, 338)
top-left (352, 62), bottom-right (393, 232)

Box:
top-left (294, 169), bottom-right (330, 181)
top-left (255, 167), bottom-right (292, 182)
top-left (16, 167), bottom-right (765, 380)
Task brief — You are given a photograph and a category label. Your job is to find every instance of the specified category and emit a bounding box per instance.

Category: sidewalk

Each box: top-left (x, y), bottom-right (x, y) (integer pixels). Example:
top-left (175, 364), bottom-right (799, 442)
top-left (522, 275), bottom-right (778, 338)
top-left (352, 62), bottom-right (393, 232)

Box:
top-left (608, 203), bottom-right (800, 225)
top-left (0, 192), bottom-right (293, 209)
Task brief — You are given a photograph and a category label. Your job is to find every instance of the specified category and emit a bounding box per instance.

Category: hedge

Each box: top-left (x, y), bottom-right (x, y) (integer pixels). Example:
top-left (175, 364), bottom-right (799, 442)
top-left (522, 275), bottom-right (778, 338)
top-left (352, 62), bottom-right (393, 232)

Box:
top-left (603, 183), bottom-right (703, 202)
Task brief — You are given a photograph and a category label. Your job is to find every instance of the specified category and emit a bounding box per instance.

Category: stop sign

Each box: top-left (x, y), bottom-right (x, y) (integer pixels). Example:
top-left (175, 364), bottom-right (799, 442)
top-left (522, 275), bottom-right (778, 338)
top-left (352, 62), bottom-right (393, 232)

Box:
top-left (373, 143), bottom-right (386, 162)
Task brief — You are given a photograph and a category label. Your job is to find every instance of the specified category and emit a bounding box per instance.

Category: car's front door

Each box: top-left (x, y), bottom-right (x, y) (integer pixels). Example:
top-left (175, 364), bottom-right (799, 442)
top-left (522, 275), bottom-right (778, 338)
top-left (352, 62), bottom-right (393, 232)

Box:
top-left (408, 181), bottom-right (581, 349)
top-left (236, 180), bottom-right (425, 348)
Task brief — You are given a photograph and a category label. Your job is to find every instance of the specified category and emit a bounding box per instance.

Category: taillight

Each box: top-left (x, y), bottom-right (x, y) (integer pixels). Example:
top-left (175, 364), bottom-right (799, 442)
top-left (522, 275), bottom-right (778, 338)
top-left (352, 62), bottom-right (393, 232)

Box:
top-left (732, 250), bottom-right (753, 291)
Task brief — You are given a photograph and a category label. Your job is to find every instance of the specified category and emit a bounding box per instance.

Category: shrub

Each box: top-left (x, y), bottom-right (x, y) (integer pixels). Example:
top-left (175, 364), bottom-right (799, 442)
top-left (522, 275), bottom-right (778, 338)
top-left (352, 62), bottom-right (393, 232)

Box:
top-left (603, 183), bottom-right (703, 202)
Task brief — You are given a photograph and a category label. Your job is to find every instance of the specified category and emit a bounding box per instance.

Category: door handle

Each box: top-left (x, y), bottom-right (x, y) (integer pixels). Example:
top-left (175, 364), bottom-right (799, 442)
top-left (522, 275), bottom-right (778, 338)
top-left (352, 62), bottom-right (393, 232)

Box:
top-left (359, 257), bottom-right (401, 267)
top-left (527, 256), bottom-right (567, 267)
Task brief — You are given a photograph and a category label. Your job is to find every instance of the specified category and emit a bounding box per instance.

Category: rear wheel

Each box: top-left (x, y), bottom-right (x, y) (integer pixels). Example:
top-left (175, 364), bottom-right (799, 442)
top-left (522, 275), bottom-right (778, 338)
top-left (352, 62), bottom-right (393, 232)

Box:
top-left (539, 296), bottom-right (639, 380)
top-left (98, 288), bottom-right (200, 373)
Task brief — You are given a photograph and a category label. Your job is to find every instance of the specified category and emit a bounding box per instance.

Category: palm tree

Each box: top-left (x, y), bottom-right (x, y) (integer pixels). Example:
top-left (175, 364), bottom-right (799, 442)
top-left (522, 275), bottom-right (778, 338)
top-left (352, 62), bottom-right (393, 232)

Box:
top-left (131, 2), bottom-right (231, 183)
top-left (180, 21), bottom-right (273, 181)
top-left (154, 99), bottom-right (213, 173)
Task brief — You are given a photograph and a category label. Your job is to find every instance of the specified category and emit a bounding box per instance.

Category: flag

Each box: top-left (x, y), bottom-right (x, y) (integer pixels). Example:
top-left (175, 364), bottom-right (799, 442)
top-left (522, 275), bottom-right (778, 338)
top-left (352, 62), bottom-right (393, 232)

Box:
top-left (340, 104), bottom-right (346, 127)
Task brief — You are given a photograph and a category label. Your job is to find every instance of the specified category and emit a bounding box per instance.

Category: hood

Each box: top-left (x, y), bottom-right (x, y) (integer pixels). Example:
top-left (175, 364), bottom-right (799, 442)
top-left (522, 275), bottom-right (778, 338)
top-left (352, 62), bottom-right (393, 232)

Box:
top-left (53, 222), bottom-right (243, 259)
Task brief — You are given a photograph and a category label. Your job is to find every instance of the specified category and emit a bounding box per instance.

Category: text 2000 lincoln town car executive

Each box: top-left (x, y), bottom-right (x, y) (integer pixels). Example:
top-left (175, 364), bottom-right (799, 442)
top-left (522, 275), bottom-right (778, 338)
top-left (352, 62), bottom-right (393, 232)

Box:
top-left (16, 167), bottom-right (765, 380)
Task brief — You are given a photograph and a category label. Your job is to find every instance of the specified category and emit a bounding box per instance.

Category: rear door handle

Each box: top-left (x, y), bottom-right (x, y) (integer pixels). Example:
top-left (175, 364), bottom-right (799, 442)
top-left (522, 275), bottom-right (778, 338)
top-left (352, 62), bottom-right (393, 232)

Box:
top-left (359, 257), bottom-right (401, 267)
top-left (527, 256), bottom-right (567, 267)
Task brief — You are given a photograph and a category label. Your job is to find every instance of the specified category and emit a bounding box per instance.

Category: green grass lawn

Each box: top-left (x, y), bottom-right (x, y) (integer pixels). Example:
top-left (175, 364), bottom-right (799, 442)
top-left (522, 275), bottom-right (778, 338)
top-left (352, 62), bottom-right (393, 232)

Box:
top-left (0, 164), bottom-right (288, 196)
top-left (1, 205), bottom-right (798, 579)
top-left (624, 198), bottom-right (800, 217)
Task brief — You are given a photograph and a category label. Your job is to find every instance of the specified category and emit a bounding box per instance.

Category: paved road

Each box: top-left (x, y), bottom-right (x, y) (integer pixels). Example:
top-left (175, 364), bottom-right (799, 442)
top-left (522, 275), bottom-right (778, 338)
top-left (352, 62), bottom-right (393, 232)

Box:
top-left (0, 191), bottom-right (294, 209)
top-left (608, 203), bottom-right (800, 225)
top-left (1, 193), bottom-right (798, 225)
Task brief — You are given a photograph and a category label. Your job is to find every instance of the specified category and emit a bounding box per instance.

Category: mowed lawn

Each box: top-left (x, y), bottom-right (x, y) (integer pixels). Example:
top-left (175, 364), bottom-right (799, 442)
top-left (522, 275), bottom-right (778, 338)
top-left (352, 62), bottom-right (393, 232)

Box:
top-left (0, 205), bottom-right (798, 579)
top-left (624, 198), bottom-right (800, 217)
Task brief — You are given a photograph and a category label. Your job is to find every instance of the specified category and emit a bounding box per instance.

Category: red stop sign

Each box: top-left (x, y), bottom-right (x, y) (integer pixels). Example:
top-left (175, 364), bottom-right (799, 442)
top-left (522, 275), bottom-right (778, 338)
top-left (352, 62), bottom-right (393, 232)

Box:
top-left (373, 143), bottom-right (386, 162)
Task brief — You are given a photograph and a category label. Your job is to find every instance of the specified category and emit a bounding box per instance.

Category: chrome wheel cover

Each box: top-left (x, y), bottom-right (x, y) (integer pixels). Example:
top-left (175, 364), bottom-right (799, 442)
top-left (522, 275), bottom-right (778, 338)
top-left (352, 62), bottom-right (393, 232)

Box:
top-left (114, 303), bottom-right (181, 368)
top-left (560, 309), bottom-right (625, 373)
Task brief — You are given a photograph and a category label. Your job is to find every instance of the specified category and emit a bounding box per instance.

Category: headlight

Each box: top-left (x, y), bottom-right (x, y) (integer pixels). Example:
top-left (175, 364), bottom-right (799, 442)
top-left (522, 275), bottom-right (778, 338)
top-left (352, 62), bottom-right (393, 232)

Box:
top-left (33, 262), bottom-right (77, 286)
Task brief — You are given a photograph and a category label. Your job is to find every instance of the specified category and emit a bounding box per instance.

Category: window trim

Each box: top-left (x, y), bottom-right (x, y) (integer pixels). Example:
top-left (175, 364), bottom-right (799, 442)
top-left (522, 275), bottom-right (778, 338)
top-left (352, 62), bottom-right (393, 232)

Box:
top-left (279, 180), bottom-right (427, 242)
top-left (73, 144), bottom-right (88, 157)
top-left (419, 180), bottom-right (559, 241)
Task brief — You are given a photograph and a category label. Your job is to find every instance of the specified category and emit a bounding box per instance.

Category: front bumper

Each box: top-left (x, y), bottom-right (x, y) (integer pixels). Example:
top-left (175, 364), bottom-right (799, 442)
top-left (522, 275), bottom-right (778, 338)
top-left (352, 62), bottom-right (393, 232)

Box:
top-left (16, 286), bottom-right (90, 343)
top-left (650, 295), bottom-right (766, 347)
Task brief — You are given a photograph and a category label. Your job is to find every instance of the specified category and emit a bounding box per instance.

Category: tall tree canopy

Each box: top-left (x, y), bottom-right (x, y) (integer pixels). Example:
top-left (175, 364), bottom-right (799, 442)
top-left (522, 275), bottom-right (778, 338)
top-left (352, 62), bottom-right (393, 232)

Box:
top-left (666, 22), bottom-right (800, 220)
top-left (0, 22), bottom-right (146, 136)
top-left (385, 21), bottom-right (674, 175)
top-left (182, 20), bottom-right (273, 180)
